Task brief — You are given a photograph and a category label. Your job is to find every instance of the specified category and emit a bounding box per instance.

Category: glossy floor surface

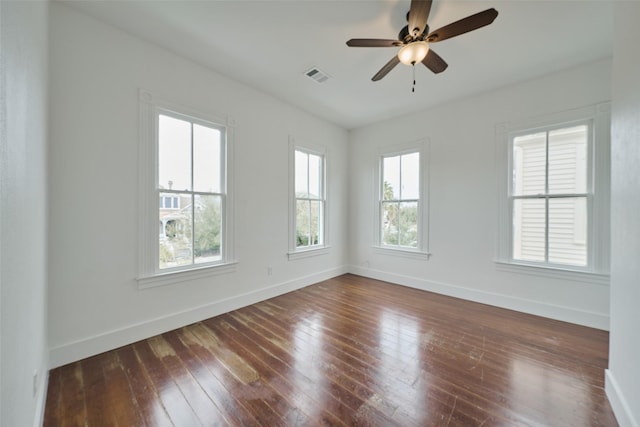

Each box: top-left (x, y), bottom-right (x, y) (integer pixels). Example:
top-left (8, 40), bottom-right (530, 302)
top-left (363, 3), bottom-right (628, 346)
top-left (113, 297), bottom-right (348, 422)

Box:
top-left (44, 274), bottom-right (618, 426)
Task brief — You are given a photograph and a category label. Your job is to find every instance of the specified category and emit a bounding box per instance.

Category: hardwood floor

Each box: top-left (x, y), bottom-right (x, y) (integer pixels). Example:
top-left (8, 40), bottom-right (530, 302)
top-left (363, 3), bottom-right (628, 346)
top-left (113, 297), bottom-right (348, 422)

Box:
top-left (44, 274), bottom-right (618, 426)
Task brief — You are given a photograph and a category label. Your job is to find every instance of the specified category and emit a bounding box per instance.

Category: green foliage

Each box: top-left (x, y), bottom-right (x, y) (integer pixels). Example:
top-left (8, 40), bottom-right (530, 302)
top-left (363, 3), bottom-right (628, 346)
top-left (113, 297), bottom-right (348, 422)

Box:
top-left (193, 196), bottom-right (221, 257)
top-left (159, 195), bottom-right (221, 268)
top-left (296, 199), bottom-right (321, 247)
top-left (382, 180), bottom-right (418, 248)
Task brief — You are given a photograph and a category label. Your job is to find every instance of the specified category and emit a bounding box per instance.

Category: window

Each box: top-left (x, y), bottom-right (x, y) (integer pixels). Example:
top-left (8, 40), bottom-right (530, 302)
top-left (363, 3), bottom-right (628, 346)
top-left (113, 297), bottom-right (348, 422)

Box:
top-left (496, 104), bottom-right (610, 278)
top-left (381, 152), bottom-right (420, 248)
top-left (375, 141), bottom-right (430, 257)
top-left (157, 113), bottom-right (225, 269)
top-left (138, 91), bottom-right (235, 287)
top-left (511, 125), bottom-right (588, 266)
top-left (160, 195), bottom-right (179, 209)
top-left (295, 149), bottom-right (324, 248)
top-left (288, 139), bottom-right (328, 259)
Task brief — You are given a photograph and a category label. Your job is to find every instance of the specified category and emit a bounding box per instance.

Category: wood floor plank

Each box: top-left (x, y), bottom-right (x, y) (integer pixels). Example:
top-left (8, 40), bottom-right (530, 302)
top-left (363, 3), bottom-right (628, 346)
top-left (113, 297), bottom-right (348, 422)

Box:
top-left (163, 328), bottom-right (264, 426)
top-left (43, 274), bottom-right (618, 426)
top-left (81, 355), bottom-right (115, 426)
top-left (132, 340), bottom-right (204, 426)
top-left (230, 305), bottom-right (421, 424)
top-left (250, 297), bottom-right (533, 425)
top-left (116, 345), bottom-right (174, 427)
top-left (100, 351), bottom-right (146, 427)
top-left (174, 323), bottom-right (278, 426)
top-left (206, 314), bottom-right (350, 426)
top-left (148, 334), bottom-right (229, 426)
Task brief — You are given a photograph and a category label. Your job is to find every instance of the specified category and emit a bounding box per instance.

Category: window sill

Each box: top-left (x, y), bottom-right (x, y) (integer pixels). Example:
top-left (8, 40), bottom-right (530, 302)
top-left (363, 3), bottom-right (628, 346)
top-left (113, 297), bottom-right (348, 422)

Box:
top-left (494, 260), bottom-right (609, 286)
top-left (288, 246), bottom-right (331, 261)
top-left (137, 261), bottom-right (238, 290)
top-left (372, 246), bottom-right (431, 261)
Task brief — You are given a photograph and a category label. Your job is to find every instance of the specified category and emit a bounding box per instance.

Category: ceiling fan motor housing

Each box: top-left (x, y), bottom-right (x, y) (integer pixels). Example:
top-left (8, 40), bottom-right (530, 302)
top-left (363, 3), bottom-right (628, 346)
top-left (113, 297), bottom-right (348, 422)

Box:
top-left (399, 24), bottom-right (430, 43)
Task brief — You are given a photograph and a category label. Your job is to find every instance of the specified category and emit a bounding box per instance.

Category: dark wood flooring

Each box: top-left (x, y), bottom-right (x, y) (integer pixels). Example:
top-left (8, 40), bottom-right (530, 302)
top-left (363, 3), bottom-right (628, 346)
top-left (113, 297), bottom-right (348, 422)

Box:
top-left (44, 274), bottom-right (618, 426)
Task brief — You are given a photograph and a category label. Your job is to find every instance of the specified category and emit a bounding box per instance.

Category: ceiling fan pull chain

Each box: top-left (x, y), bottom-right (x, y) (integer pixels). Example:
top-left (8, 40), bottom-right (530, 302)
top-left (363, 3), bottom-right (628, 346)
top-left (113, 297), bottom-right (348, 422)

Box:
top-left (412, 63), bottom-right (416, 93)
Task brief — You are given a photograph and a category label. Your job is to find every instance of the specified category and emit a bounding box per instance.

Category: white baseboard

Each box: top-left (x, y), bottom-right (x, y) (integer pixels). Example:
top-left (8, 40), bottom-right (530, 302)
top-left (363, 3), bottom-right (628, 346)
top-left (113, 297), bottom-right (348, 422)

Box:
top-left (49, 266), bottom-right (348, 368)
top-left (606, 369), bottom-right (639, 427)
top-left (348, 265), bottom-right (609, 330)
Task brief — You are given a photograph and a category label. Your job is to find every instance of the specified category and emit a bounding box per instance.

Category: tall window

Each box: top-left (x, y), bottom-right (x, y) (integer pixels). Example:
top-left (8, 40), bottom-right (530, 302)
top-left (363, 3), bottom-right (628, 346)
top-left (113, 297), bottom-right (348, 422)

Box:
top-left (157, 113), bottom-right (225, 270)
top-left (138, 90), bottom-right (235, 286)
top-left (497, 103), bottom-right (610, 277)
top-left (511, 124), bottom-right (588, 266)
top-left (294, 148), bottom-right (325, 249)
top-left (380, 150), bottom-right (421, 249)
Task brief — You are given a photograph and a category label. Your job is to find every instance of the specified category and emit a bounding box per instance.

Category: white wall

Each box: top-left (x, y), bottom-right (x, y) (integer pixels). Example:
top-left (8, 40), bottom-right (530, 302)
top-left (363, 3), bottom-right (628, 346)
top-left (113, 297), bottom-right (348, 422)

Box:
top-left (0, 1), bottom-right (50, 426)
top-left (606, 3), bottom-right (640, 426)
top-left (48, 3), bottom-right (348, 367)
top-left (348, 59), bottom-right (612, 330)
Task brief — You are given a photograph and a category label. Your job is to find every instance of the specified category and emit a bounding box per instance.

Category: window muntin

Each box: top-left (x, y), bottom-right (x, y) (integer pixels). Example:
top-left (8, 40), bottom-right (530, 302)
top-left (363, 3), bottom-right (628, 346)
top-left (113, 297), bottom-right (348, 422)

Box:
top-left (157, 112), bottom-right (225, 270)
top-left (510, 124), bottom-right (590, 267)
top-left (294, 149), bottom-right (325, 249)
top-left (380, 151), bottom-right (420, 249)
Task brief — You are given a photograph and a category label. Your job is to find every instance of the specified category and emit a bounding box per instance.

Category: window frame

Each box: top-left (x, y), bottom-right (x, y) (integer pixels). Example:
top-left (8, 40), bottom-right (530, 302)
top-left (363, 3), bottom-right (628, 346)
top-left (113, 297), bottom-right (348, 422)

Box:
top-left (373, 140), bottom-right (430, 259)
top-left (138, 90), bottom-right (236, 288)
top-left (288, 137), bottom-right (329, 260)
top-left (495, 103), bottom-right (610, 282)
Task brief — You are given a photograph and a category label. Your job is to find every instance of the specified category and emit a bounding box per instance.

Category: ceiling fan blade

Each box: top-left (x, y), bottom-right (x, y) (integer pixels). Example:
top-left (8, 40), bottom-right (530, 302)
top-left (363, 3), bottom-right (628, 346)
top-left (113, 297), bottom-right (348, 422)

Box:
top-left (372, 56), bottom-right (401, 81)
top-left (422, 49), bottom-right (448, 74)
top-left (346, 38), bottom-right (402, 48)
top-left (408, 0), bottom-right (433, 38)
top-left (427, 8), bottom-right (498, 43)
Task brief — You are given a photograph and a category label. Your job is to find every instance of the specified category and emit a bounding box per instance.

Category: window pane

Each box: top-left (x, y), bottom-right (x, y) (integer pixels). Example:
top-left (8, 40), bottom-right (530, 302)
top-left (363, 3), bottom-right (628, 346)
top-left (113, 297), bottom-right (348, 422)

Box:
top-left (295, 151), bottom-right (308, 198)
top-left (548, 125), bottom-right (587, 195)
top-left (383, 155), bottom-right (400, 200)
top-left (158, 115), bottom-right (191, 191)
top-left (400, 152), bottom-right (420, 200)
top-left (513, 132), bottom-right (546, 196)
top-left (512, 198), bottom-right (545, 262)
top-left (381, 201), bottom-right (398, 245)
top-left (399, 201), bottom-right (418, 248)
top-left (159, 192), bottom-right (193, 269)
top-left (308, 154), bottom-right (322, 200)
top-left (309, 200), bottom-right (322, 246)
top-left (194, 194), bottom-right (222, 264)
top-left (548, 197), bottom-right (587, 266)
top-left (296, 199), bottom-right (310, 247)
top-left (193, 124), bottom-right (221, 193)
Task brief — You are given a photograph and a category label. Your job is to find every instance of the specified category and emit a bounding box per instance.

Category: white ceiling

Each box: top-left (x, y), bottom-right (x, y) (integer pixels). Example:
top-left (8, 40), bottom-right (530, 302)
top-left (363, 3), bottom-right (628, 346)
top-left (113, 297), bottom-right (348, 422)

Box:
top-left (61, 0), bottom-right (614, 130)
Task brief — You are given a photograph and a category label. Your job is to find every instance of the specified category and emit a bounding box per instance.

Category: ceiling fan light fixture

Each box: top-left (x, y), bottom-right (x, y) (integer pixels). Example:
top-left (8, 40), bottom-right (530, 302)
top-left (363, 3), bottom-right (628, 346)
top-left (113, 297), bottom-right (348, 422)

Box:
top-left (398, 41), bottom-right (429, 65)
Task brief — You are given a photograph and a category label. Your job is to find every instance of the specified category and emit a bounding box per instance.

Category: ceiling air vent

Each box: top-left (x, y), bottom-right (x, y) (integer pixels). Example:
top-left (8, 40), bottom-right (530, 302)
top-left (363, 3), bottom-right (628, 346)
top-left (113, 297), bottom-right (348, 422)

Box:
top-left (305, 67), bottom-right (330, 84)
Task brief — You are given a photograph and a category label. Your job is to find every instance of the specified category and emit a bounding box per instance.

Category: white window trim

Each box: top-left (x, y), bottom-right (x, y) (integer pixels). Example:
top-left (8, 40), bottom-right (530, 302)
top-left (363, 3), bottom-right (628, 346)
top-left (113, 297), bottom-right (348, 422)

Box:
top-left (373, 139), bottom-right (431, 258)
top-left (495, 102), bottom-right (610, 280)
top-left (287, 136), bottom-right (330, 260)
top-left (137, 90), bottom-right (236, 288)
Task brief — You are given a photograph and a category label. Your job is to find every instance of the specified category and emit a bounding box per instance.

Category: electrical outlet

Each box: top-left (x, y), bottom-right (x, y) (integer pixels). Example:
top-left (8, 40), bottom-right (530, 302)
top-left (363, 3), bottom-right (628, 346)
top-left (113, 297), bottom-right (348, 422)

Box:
top-left (267, 267), bottom-right (273, 276)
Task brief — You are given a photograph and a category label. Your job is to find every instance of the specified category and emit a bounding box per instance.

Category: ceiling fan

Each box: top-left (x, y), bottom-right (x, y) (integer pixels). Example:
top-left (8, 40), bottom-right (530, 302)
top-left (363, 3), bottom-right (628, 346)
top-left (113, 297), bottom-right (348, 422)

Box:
top-left (346, 0), bottom-right (498, 82)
